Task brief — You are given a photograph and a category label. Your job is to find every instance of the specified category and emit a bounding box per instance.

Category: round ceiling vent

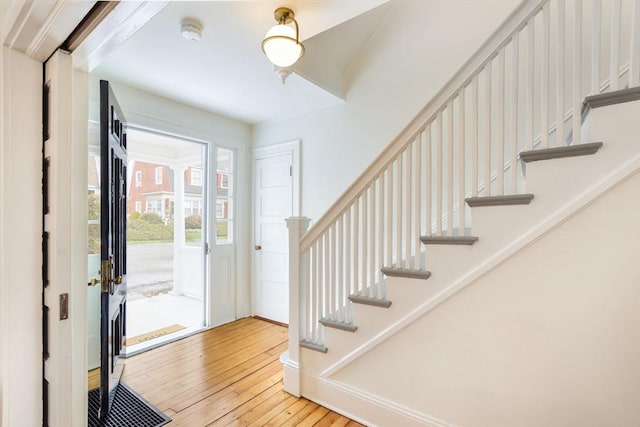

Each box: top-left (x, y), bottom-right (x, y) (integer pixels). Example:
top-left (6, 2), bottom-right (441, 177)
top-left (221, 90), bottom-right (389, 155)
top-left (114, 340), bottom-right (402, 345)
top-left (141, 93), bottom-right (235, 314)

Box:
top-left (181, 19), bottom-right (203, 41)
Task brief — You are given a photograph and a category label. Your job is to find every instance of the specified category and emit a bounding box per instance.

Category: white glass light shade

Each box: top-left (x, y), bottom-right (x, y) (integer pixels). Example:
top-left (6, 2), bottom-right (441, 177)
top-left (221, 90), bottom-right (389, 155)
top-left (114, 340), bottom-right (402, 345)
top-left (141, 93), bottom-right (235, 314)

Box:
top-left (262, 24), bottom-right (304, 68)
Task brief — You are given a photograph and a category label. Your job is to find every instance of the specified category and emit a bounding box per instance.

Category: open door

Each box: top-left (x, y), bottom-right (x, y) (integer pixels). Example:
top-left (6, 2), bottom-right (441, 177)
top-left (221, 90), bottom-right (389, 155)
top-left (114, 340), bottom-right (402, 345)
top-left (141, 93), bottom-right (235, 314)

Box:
top-left (99, 79), bottom-right (128, 420)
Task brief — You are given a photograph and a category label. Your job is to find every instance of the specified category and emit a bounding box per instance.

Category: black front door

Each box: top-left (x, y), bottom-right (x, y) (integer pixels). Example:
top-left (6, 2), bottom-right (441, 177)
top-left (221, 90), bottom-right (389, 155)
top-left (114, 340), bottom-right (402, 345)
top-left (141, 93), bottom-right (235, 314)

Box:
top-left (99, 80), bottom-right (128, 420)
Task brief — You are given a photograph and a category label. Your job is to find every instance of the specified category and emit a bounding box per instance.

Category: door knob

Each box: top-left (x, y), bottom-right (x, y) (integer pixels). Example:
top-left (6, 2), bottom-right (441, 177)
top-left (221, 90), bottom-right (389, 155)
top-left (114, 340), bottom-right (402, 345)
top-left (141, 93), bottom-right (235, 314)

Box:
top-left (255, 245), bottom-right (262, 250)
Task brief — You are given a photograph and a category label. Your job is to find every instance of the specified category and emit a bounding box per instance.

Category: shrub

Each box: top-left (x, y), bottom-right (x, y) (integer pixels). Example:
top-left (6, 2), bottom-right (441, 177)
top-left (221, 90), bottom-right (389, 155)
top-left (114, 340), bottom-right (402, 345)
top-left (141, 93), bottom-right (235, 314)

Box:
top-left (216, 221), bottom-right (228, 240)
top-left (127, 219), bottom-right (173, 242)
top-left (185, 214), bottom-right (201, 229)
top-left (140, 212), bottom-right (164, 224)
top-left (88, 193), bottom-right (100, 221)
top-left (128, 211), bottom-right (142, 221)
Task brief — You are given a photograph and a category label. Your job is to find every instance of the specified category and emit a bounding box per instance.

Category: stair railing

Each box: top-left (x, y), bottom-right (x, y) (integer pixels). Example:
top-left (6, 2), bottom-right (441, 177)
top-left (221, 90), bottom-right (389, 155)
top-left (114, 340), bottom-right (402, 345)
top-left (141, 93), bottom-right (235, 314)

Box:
top-left (285, 0), bottom-right (640, 372)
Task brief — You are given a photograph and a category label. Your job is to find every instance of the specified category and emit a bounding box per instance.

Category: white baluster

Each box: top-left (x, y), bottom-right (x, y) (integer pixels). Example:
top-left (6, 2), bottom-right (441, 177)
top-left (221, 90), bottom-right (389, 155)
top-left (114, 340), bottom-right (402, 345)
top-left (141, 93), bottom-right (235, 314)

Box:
top-left (458, 90), bottom-right (466, 233)
top-left (425, 125), bottom-right (432, 238)
top-left (384, 167), bottom-right (391, 299)
top-left (344, 209), bottom-right (351, 320)
top-left (471, 77), bottom-right (479, 197)
top-left (447, 102), bottom-right (454, 234)
top-left (610, 0), bottom-right (621, 91)
top-left (323, 231), bottom-right (329, 322)
top-left (396, 154), bottom-right (404, 266)
top-left (330, 221), bottom-right (336, 320)
top-left (415, 134), bottom-right (423, 269)
top-left (630, 0), bottom-right (640, 87)
top-left (436, 112), bottom-right (443, 233)
top-left (311, 241), bottom-right (322, 343)
top-left (573, 0), bottom-right (582, 145)
top-left (378, 173), bottom-right (384, 297)
top-left (369, 182), bottom-right (376, 296)
top-left (337, 216), bottom-right (344, 321)
top-left (484, 62), bottom-right (492, 196)
top-left (526, 18), bottom-right (534, 151)
top-left (353, 200), bottom-right (358, 298)
top-left (361, 190), bottom-right (368, 294)
top-left (497, 49), bottom-right (505, 195)
top-left (406, 143), bottom-right (413, 265)
top-left (556, 0), bottom-right (565, 146)
top-left (592, 0), bottom-right (601, 94)
top-left (510, 33), bottom-right (519, 193)
top-left (541, 3), bottom-right (550, 148)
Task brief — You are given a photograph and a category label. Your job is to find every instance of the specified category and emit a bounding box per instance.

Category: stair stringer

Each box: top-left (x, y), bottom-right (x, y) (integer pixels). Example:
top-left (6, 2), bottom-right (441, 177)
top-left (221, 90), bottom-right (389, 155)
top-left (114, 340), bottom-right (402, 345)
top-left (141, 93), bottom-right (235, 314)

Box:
top-left (297, 100), bottom-right (640, 420)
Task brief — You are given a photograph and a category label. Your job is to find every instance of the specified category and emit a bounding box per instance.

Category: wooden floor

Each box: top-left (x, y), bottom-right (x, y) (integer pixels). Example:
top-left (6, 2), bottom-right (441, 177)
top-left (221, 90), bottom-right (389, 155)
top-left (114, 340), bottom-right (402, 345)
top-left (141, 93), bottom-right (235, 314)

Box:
top-left (122, 317), bottom-right (364, 426)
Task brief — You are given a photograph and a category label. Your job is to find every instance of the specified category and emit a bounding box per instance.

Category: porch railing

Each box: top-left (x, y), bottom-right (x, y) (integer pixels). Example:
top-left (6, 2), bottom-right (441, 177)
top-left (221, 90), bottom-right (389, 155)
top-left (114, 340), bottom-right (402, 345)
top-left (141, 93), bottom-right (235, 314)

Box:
top-left (285, 0), bottom-right (640, 384)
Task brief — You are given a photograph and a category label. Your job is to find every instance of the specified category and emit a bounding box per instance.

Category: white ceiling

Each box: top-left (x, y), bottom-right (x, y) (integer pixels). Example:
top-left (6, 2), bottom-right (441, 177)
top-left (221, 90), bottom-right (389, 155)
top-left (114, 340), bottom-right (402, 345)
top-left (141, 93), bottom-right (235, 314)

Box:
top-left (92, 1), bottom-right (392, 125)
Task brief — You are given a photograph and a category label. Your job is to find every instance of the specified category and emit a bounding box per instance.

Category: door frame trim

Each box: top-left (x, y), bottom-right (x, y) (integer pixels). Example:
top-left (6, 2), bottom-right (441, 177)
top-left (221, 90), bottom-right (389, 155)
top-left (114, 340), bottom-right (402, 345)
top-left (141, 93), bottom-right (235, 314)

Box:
top-left (251, 140), bottom-right (301, 318)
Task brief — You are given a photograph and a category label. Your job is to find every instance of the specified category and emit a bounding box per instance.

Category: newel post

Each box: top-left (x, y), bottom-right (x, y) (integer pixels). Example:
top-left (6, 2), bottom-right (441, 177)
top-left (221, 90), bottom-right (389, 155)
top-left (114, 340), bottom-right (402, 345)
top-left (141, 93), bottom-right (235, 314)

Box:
top-left (283, 216), bottom-right (311, 397)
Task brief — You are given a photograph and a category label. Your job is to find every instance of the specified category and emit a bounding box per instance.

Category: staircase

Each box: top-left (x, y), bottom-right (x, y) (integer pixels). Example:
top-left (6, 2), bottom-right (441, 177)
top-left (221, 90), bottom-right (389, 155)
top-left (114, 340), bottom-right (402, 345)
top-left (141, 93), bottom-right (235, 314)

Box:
top-left (284, 0), bottom-right (640, 425)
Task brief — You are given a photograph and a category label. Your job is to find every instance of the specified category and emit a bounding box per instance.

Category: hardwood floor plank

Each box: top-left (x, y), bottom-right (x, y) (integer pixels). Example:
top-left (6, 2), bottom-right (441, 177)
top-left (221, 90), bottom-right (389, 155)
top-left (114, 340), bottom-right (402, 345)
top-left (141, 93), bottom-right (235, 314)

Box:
top-left (295, 406), bottom-right (331, 427)
top-left (255, 398), bottom-right (310, 426)
top-left (315, 411), bottom-right (344, 426)
top-left (121, 318), bottom-right (361, 427)
top-left (205, 382), bottom-right (285, 426)
top-left (279, 401), bottom-right (321, 427)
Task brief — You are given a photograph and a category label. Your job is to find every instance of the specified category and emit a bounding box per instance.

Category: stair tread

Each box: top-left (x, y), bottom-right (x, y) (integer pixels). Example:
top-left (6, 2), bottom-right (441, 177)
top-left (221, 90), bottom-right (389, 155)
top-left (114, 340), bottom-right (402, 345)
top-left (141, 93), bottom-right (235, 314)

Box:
top-left (520, 142), bottom-right (603, 163)
top-left (421, 235), bottom-right (479, 245)
top-left (319, 317), bottom-right (358, 332)
top-left (466, 194), bottom-right (534, 207)
top-left (349, 294), bottom-right (392, 308)
top-left (381, 267), bottom-right (431, 280)
top-left (300, 340), bottom-right (328, 353)
top-left (584, 87), bottom-right (640, 109)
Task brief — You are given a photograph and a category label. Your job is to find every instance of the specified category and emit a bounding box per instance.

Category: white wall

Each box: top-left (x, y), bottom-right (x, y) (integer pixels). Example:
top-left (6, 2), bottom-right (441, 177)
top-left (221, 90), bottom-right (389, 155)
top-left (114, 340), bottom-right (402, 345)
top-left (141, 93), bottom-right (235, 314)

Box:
top-left (252, 0), bottom-right (521, 222)
top-left (333, 169), bottom-right (640, 426)
top-left (87, 76), bottom-right (254, 319)
top-left (0, 45), bottom-right (43, 427)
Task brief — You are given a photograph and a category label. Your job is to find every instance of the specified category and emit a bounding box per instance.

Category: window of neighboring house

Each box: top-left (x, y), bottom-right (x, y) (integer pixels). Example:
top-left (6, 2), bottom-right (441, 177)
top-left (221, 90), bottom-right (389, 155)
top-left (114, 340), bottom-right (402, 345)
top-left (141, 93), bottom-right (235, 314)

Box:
top-left (135, 171), bottom-right (142, 187)
top-left (218, 172), bottom-right (229, 189)
top-left (155, 166), bottom-right (163, 184)
top-left (191, 168), bottom-right (202, 186)
top-left (216, 200), bottom-right (225, 219)
top-left (135, 201), bottom-right (142, 213)
top-left (146, 199), bottom-right (162, 215)
top-left (185, 200), bottom-right (203, 216)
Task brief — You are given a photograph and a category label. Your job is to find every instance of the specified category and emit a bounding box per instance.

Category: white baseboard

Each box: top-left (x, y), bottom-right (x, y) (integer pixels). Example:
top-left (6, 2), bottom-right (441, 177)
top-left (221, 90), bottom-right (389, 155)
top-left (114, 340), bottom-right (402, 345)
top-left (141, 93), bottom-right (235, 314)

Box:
top-left (301, 371), bottom-right (453, 427)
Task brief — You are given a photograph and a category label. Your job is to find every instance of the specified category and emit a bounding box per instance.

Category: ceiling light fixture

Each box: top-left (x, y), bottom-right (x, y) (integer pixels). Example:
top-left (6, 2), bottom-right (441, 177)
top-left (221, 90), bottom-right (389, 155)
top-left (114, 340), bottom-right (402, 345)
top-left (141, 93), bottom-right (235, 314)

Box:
top-left (261, 7), bottom-right (305, 68)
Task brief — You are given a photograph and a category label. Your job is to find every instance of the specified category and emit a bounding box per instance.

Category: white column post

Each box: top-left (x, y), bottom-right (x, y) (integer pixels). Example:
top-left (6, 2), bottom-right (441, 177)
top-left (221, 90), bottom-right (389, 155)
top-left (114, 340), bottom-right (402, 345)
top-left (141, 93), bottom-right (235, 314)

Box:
top-left (173, 164), bottom-right (187, 295)
top-left (283, 216), bottom-right (311, 397)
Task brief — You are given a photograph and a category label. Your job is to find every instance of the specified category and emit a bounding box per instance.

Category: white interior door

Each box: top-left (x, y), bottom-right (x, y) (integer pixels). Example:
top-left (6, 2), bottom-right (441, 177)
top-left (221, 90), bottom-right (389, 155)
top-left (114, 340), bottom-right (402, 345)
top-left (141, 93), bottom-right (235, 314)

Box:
top-left (254, 152), bottom-right (293, 324)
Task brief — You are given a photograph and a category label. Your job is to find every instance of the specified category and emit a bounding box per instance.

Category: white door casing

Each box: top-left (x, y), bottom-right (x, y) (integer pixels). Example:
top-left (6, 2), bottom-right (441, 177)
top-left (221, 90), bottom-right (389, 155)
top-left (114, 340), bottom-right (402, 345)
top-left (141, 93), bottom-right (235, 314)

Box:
top-left (44, 49), bottom-right (89, 427)
top-left (253, 141), bottom-right (300, 324)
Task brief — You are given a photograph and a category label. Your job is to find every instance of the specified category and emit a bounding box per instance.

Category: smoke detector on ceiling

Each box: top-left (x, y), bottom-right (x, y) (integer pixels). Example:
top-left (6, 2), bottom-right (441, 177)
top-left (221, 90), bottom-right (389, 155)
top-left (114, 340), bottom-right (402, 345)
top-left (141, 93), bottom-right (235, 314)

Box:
top-left (181, 19), bottom-right (203, 41)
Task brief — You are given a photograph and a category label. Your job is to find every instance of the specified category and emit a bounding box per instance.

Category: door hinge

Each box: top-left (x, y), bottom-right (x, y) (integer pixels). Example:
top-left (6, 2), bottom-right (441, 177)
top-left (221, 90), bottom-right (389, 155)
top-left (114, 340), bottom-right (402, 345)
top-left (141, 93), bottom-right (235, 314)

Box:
top-left (289, 165), bottom-right (292, 177)
top-left (59, 293), bottom-right (69, 320)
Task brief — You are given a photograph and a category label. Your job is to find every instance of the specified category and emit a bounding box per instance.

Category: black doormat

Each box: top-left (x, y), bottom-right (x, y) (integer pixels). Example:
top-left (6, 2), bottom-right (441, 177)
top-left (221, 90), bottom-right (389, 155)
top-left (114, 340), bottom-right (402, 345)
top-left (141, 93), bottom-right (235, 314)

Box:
top-left (88, 383), bottom-right (171, 427)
